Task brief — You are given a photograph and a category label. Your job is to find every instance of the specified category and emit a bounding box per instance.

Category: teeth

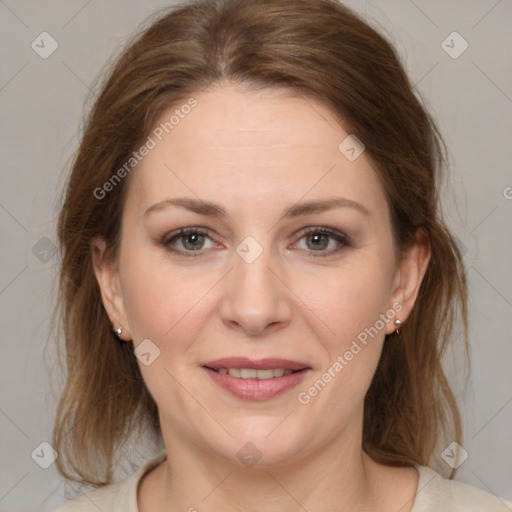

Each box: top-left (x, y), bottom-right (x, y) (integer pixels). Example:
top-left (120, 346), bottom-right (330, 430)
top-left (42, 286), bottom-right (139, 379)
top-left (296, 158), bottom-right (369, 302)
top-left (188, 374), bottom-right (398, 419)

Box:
top-left (227, 368), bottom-right (241, 378)
top-left (239, 368), bottom-right (257, 379)
top-left (219, 368), bottom-right (294, 380)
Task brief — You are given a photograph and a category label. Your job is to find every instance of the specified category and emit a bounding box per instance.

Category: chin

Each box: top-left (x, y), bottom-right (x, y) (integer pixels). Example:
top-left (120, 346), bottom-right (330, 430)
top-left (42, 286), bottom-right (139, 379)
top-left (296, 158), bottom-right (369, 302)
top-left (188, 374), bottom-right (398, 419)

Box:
top-left (204, 417), bottom-right (311, 468)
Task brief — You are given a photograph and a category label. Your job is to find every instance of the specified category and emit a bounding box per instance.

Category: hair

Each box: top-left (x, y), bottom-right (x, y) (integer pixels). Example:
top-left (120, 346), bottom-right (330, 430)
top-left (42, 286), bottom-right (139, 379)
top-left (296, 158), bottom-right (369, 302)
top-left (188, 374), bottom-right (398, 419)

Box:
top-left (52, 0), bottom-right (468, 488)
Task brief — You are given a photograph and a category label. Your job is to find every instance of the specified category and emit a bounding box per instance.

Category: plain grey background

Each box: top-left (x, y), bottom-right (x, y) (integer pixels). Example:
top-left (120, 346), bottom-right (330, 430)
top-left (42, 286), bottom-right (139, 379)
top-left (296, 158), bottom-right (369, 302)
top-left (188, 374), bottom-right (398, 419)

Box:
top-left (1, 0), bottom-right (511, 510)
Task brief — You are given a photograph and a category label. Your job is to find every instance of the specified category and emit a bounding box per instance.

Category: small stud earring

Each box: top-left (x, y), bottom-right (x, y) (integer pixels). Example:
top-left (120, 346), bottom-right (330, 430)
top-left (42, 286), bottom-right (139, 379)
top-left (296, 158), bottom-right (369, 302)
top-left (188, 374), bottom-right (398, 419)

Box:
top-left (394, 319), bottom-right (402, 335)
top-left (114, 327), bottom-right (122, 338)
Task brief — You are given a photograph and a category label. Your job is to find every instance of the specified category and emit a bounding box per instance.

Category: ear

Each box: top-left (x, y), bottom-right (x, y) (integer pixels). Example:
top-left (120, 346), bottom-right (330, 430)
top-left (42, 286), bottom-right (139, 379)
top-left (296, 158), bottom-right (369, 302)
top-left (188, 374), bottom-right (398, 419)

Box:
top-left (386, 228), bottom-right (431, 334)
top-left (91, 236), bottom-right (131, 341)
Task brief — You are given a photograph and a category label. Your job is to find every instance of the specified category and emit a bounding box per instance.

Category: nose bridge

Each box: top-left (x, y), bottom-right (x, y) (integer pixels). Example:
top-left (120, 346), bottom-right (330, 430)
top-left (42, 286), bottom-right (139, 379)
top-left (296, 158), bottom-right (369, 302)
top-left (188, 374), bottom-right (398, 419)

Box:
top-left (234, 237), bottom-right (274, 292)
top-left (219, 234), bottom-right (292, 334)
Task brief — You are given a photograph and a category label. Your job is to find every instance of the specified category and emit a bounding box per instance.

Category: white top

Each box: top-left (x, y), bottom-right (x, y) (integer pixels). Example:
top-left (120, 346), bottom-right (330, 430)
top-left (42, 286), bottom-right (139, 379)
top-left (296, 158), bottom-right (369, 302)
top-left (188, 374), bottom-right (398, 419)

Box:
top-left (55, 451), bottom-right (511, 511)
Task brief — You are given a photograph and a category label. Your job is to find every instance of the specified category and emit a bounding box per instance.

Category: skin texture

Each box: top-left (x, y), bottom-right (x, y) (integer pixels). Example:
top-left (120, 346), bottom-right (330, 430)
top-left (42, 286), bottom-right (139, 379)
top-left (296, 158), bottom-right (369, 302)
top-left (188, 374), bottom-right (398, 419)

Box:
top-left (92, 83), bottom-right (430, 511)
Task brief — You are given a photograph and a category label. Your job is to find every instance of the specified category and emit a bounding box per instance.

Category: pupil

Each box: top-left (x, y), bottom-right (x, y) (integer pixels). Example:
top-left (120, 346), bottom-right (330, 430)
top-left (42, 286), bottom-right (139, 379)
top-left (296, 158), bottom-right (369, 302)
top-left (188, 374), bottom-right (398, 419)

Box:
top-left (184, 233), bottom-right (203, 250)
top-left (308, 233), bottom-right (328, 250)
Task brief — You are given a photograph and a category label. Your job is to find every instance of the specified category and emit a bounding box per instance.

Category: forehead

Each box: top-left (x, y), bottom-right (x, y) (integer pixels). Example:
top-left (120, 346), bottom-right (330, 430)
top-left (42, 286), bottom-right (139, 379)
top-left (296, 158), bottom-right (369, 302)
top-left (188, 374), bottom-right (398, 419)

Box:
top-left (125, 84), bottom-right (388, 219)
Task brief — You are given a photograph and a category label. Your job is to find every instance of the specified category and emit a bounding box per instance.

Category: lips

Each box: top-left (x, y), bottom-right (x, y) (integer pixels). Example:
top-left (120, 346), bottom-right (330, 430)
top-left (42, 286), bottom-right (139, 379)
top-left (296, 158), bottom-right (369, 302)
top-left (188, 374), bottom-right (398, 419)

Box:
top-left (201, 357), bottom-right (311, 400)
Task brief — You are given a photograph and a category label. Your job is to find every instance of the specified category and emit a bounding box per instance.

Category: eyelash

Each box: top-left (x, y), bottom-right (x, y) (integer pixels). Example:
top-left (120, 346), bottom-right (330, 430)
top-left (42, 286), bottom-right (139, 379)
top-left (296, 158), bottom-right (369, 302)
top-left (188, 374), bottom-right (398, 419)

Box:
top-left (160, 226), bottom-right (351, 258)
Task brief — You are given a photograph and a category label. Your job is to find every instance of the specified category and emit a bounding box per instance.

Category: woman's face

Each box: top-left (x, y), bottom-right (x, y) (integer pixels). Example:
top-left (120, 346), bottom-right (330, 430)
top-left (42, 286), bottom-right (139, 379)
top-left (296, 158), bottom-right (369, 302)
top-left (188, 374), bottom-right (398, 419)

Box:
top-left (94, 83), bottom-right (427, 466)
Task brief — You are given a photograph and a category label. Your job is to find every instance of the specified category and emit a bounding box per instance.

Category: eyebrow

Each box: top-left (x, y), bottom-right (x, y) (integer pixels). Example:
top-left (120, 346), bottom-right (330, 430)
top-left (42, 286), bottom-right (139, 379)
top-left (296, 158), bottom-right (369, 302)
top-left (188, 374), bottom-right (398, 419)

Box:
top-left (143, 196), bottom-right (369, 219)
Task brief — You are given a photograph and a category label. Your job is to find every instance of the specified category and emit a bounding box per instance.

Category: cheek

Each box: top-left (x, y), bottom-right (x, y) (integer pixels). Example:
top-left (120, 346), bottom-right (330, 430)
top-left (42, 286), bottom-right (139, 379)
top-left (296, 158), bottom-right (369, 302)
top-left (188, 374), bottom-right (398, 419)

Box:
top-left (303, 255), bottom-right (395, 390)
top-left (294, 269), bottom-right (393, 416)
top-left (120, 247), bottom-right (205, 344)
top-left (306, 256), bottom-right (395, 345)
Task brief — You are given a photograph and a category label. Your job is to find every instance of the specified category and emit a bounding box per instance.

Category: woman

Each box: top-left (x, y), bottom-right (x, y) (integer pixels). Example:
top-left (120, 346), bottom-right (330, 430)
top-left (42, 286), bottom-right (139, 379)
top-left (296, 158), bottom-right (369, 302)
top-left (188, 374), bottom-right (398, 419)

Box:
top-left (52, 0), bottom-right (510, 510)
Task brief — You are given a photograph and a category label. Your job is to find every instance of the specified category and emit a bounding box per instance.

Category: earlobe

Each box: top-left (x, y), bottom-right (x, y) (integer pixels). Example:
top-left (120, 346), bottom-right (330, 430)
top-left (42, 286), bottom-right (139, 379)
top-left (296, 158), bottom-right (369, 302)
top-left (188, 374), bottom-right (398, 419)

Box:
top-left (91, 237), bottom-right (131, 340)
top-left (388, 229), bottom-right (431, 334)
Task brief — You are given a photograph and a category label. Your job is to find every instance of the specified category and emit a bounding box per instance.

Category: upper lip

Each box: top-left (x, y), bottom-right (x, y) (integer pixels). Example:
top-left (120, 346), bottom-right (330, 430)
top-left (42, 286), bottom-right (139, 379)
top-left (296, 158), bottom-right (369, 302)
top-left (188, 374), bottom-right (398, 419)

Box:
top-left (202, 357), bottom-right (310, 371)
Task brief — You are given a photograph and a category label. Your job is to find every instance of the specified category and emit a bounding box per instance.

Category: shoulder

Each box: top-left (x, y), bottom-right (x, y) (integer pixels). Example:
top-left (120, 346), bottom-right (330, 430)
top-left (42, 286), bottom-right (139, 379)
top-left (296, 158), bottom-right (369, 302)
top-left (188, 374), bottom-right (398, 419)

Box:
top-left (55, 478), bottom-right (130, 512)
top-left (55, 451), bottom-right (167, 512)
top-left (412, 465), bottom-right (512, 512)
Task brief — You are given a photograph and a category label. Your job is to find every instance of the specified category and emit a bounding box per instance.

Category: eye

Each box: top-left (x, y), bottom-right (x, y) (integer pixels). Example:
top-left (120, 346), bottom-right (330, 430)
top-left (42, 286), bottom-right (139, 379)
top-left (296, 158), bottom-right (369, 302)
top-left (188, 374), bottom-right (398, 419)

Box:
top-left (161, 227), bottom-right (216, 257)
top-left (160, 226), bottom-right (351, 258)
top-left (293, 227), bottom-right (351, 257)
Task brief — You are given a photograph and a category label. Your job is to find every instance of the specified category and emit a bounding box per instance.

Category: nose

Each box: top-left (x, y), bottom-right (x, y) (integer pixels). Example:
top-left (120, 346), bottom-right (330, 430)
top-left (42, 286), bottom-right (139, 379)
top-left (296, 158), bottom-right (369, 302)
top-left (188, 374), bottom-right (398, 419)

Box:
top-left (219, 244), bottom-right (293, 337)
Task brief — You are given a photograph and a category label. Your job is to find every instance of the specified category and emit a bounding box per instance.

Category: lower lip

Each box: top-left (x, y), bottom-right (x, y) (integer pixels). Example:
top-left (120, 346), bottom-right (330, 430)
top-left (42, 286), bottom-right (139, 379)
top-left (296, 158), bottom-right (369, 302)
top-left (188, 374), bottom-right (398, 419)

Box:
top-left (203, 367), bottom-right (310, 400)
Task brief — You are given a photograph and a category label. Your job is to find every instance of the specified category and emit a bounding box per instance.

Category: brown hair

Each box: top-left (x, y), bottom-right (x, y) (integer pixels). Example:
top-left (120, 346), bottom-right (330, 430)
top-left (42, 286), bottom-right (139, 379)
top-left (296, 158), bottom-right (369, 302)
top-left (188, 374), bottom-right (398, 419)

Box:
top-left (52, 0), bottom-right (468, 487)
